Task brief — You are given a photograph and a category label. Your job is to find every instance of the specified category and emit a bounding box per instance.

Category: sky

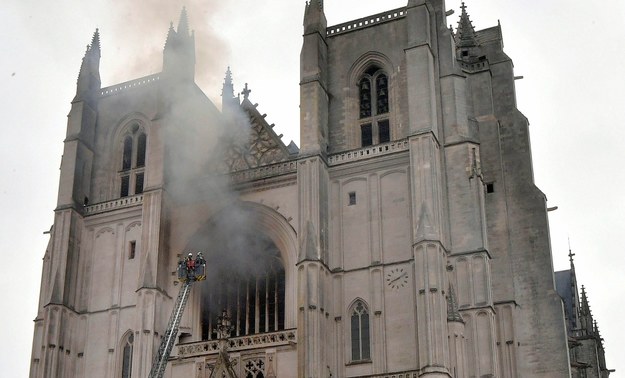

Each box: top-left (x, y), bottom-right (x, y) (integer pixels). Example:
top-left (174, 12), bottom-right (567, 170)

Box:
top-left (1, 0), bottom-right (623, 376)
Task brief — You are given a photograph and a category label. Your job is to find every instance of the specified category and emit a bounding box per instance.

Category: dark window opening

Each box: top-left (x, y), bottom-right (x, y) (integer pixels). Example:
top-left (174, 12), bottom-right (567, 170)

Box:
top-left (129, 241), bottom-right (136, 260)
top-left (365, 66), bottom-right (379, 76)
top-left (200, 241), bottom-right (285, 341)
top-left (122, 136), bottom-right (133, 170)
top-left (136, 133), bottom-right (147, 167)
top-left (119, 129), bottom-right (147, 199)
top-left (378, 120), bottom-right (390, 143)
top-left (135, 173), bottom-right (144, 194)
top-left (348, 192), bottom-right (356, 206)
top-left (486, 183), bottom-right (495, 193)
top-left (121, 333), bottom-right (133, 378)
top-left (359, 78), bottom-right (372, 118)
top-left (120, 175), bottom-right (130, 197)
top-left (201, 270), bottom-right (285, 340)
top-left (358, 66), bottom-right (391, 146)
top-left (376, 74), bottom-right (388, 115)
top-left (361, 123), bottom-right (372, 147)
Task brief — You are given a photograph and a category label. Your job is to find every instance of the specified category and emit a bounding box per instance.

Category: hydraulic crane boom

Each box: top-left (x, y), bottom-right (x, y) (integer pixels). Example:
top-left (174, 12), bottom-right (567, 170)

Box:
top-left (148, 252), bottom-right (206, 378)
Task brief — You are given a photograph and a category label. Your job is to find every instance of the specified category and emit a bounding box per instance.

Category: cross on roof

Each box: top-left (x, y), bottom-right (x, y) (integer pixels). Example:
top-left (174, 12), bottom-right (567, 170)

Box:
top-left (242, 83), bottom-right (251, 99)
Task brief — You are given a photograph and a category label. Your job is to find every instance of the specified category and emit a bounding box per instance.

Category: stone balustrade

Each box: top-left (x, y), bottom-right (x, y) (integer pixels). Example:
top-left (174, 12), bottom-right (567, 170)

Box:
top-left (328, 139), bottom-right (409, 166)
top-left (83, 194), bottom-right (143, 215)
top-left (230, 161), bottom-right (298, 184)
top-left (362, 371), bottom-right (419, 378)
top-left (99, 74), bottom-right (160, 97)
top-left (177, 329), bottom-right (297, 357)
top-left (327, 7), bottom-right (407, 37)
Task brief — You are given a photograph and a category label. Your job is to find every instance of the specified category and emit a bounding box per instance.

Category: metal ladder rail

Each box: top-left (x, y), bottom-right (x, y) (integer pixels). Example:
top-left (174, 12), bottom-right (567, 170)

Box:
top-left (148, 281), bottom-right (192, 378)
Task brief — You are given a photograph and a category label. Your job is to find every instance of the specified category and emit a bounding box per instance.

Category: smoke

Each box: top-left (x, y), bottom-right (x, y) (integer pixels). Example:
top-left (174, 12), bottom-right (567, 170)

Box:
top-left (90, 1), bottom-right (285, 335)
top-left (102, 0), bottom-right (230, 101)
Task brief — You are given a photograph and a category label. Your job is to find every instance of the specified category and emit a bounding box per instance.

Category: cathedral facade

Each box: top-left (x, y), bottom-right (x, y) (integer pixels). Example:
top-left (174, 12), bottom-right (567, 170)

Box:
top-left (30, 1), bottom-right (610, 377)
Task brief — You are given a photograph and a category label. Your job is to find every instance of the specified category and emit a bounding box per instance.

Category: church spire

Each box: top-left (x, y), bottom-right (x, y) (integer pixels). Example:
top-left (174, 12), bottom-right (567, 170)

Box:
top-left (90, 28), bottom-right (101, 55)
top-left (163, 8), bottom-right (196, 81)
top-left (165, 22), bottom-right (175, 48)
top-left (579, 286), bottom-right (595, 336)
top-left (177, 7), bottom-right (190, 37)
top-left (456, 2), bottom-right (478, 48)
top-left (75, 28), bottom-right (101, 101)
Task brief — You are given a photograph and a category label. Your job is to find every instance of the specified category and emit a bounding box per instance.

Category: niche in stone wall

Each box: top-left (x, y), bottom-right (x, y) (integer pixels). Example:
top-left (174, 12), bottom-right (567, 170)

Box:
top-left (379, 170), bottom-right (410, 262)
top-left (341, 178), bottom-right (370, 270)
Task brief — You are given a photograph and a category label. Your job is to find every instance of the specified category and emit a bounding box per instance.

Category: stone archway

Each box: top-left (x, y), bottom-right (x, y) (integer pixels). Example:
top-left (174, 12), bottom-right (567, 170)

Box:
top-left (183, 201), bottom-right (297, 340)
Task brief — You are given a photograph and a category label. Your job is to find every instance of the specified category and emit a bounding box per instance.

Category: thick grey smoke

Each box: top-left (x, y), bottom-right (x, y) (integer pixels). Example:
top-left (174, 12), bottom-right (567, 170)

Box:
top-left (104, 0), bottom-right (229, 100)
top-left (161, 71), bottom-right (280, 336)
top-left (92, 1), bottom-right (282, 338)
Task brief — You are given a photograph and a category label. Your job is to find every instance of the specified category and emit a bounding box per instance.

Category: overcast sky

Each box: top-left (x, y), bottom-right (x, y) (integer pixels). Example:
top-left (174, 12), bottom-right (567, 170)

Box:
top-left (1, 0), bottom-right (623, 376)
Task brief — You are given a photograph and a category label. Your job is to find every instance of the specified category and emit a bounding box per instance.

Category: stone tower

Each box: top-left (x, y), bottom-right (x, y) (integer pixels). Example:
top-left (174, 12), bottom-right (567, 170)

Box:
top-left (30, 2), bottom-right (610, 378)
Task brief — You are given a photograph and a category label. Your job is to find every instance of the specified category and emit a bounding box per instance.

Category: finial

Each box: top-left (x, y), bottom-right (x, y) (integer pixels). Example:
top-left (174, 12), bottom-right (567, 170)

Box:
top-left (222, 67), bottom-right (235, 100)
top-left (568, 238), bottom-right (576, 268)
top-left (242, 83), bottom-right (251, 99)
top-left (177, 6), bottom-right (190, 36)
top-left (91, 28), bottom-right (101, 51)
top-left (447, 285), bottom-right (464, 323)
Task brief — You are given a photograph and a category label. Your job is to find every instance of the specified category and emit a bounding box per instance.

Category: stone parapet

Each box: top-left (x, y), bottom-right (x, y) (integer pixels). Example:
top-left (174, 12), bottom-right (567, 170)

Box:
top-left (177, 329), bottom-right (297, 358)
top-left (328, 139), bottom-right (409, 166)
top-left (99, 74), bottom-right (160, 97)
top-left (83, 194), bottom-right (143, 215)
top-left (326, 7), bottom-right (407, 37)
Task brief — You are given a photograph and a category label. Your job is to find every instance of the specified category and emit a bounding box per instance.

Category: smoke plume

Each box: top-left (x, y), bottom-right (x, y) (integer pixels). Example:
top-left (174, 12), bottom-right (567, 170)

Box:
top-left (103, 0), bottom-right (229, 102)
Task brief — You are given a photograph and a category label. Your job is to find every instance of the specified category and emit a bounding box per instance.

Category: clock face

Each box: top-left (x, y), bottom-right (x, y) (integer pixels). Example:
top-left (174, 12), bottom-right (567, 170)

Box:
top-left (386, 267), bottom-right (408, 290)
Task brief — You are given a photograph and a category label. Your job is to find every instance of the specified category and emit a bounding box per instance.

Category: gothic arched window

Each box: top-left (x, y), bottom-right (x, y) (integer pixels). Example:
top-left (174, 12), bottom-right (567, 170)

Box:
top-left (358, 66), bottom-right (390, 147)
top-left (119, 125), bottom-right (147, 198)
top-left (200, 235), bottom-right (286, 340)
top-left (350, 299), bottom-right (371, 361)
top-left (121, 332), bottom-right (134, 378)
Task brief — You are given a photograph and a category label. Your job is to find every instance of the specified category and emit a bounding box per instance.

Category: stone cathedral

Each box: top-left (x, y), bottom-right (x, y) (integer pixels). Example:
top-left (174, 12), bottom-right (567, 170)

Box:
top-left (29, 1), bottom-right (611, 377)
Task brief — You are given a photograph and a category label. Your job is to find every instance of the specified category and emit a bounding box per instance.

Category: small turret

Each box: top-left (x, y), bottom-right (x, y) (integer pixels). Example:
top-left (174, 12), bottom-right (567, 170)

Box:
top-left (177, 7), bottom-right (190, 36)
top-left (163, 7), bottom-right (196, 81)
top-left (456, 2), bottom-right (478, 48)
top-left (579, 286), bottom-right (595, 336)
top-left (300, 0), bottom-right (329, 155)
top-left (303, 0), bottom-right (327, 35)
top-left (74, 29), bottom-right (101, 101)
top-left (221, 67), bottom-right (239, 113)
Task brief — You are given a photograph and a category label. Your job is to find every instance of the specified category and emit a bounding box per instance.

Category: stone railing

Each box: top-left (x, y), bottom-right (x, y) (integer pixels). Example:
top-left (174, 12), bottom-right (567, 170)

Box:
top-left (177, 329), bottom-right (297, 358)
top-left (328, 139), bottom-right (409, 166)
top-left (99, 74), bottom-right (160, 97)
top-left (230, 161), bottom-right (298, 184)
top-left (327, 7), bottom-right (407, 37)
top-left (83, 194), bottom-right (143, 215)
top-left (361, 371), bottom-right (419, 378)
top-left (459, 59), bottom-right (490, 73)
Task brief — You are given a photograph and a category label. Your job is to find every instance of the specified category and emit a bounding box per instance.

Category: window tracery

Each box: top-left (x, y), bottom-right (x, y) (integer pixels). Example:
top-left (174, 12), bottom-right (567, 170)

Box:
top-left (121, 332), bottom-right (134, 378)
top-left (358, 65), bottom-right (390, 147)
top-left (243, 358), bottom-right (265, 378)
top-left (350, 299), bottom-right (371, 361)
top-left (118, 124), bottom-right (147, 198)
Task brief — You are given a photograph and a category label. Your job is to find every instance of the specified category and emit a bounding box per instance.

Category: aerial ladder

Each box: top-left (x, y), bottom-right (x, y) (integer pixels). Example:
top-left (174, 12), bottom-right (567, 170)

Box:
top-left (148, 252), bottom-right (206, 378)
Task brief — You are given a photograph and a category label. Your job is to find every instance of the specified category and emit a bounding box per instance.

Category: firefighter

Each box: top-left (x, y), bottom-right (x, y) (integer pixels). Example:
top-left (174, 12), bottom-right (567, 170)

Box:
top-left (185, 253), bottom-right (195, 274)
